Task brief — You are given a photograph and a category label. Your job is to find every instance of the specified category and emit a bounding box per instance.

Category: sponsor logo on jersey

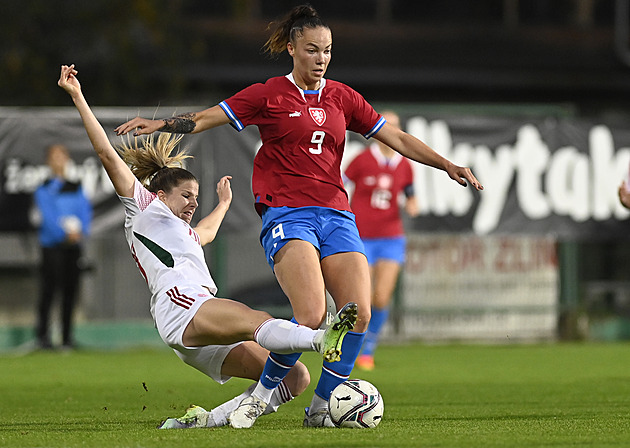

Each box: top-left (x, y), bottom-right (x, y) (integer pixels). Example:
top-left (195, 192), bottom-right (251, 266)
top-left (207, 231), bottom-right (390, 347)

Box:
top-left (309, 108), bottom-right (326, 126)
top-left (289, 111), bottom-right (302, 117)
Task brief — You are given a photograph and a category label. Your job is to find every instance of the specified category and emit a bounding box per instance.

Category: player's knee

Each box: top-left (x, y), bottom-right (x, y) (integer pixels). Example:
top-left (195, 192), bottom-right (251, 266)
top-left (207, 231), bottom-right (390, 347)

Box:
top-left (286, 361), bottom-right (311, 396)
top-left (355, 307), bottom-right (371, 332)
top-left (293, 308), bottom-right (327, 329)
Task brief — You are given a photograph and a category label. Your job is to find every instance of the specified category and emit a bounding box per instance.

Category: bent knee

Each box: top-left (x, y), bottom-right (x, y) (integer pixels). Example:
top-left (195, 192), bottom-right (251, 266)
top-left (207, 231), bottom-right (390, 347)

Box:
top-left (293, 307), bottom-right (327, 329)
top-left (355, 307), bottom-right (371, 333)
top-left (286, 361), bottom-right (310, 396)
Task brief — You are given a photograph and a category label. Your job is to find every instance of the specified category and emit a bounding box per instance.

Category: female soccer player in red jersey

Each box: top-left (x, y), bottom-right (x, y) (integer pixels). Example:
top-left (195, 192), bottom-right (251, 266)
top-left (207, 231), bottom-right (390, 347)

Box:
top-left (116, 4), bottom-right (483, 428)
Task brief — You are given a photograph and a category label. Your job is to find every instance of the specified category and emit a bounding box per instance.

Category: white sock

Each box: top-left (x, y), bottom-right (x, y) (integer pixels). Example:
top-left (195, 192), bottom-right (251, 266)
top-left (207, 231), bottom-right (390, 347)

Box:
top-left (251, 381), bottom-right (274, 403)
top-left (264, 380), bottom-right (294, 414)
top-left (254, 319), bottom-right (320, 354)
top-left (205, 381), bottom-right (295, 426)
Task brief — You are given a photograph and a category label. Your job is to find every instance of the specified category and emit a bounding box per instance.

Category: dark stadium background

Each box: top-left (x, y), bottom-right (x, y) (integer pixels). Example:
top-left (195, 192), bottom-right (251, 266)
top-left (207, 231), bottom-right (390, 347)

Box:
top-left (2, 0), bottom-right (630, 347)
top-left (2, 0), bottom-right (628, 110)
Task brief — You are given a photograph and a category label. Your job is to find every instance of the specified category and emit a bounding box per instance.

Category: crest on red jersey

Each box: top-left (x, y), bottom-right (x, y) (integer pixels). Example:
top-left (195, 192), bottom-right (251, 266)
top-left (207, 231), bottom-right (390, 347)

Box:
top-left (308, 108), bottom-right (326, 126)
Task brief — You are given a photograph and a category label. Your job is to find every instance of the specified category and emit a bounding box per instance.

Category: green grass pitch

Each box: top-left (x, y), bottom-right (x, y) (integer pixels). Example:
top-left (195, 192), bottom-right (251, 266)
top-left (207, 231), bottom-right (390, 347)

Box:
top-left (1, 342), bottom-right (629, 447)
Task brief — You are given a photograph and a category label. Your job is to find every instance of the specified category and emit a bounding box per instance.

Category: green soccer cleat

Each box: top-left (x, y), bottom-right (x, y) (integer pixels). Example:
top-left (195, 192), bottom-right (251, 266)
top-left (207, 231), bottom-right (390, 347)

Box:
top-left (319, 302), bottom-right (358, 363)
top-left (157, 405), bottom-right (209, 429)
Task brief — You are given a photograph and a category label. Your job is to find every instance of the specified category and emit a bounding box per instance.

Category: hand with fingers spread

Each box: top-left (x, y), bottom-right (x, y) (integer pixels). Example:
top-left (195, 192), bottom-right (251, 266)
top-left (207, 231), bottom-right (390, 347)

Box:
top-left (445, 162), bottom-right (484, 191)
top-left (114, 116), bottom-right (164, 137)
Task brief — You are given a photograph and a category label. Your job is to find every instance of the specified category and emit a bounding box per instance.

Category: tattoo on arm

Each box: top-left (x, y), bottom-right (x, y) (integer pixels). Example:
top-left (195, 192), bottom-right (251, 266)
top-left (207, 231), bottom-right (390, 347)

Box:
top-left (159, 113), bottom-right (197, 133)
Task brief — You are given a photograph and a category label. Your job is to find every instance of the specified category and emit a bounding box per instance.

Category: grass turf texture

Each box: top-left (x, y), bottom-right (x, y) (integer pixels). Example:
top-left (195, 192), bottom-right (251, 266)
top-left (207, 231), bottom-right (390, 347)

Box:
top-left (1, 343), bottom-right (629, 447)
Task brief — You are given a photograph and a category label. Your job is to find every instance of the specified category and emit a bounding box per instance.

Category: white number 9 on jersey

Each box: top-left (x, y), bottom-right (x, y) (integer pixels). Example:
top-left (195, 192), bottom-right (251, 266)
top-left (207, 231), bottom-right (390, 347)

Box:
top-left (309, 131), bottom-right (325, 154)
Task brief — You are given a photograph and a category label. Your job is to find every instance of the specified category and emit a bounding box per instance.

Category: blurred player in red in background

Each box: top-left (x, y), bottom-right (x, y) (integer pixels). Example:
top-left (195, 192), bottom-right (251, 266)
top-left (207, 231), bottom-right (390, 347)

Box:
top-left (115, 4), bottom-right (482, 428)
top-left (344, 111), bottom-right (419, 371)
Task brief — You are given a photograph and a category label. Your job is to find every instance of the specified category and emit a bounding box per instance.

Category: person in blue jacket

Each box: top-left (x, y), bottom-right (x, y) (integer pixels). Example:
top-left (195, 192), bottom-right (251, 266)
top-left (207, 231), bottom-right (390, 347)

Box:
top-left (34, 143), bottom-right (92, 350)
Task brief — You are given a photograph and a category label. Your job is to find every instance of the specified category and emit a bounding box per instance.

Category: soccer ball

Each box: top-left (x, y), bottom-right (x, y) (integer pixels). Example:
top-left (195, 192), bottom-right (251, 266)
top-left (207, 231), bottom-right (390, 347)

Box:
top-left (328, 379), bottom-right (384, 428)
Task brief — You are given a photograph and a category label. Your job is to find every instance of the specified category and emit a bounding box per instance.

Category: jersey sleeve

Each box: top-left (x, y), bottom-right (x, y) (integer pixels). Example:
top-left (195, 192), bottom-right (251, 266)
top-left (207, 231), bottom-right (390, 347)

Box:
top-left (219, 83), bottom-right (267, 132)
top-left (119, 179), bottom-right (156, 219)
top-left (343, 88), bottom-right (385, 139)
top-left (133, 180), bottom-right (156, 211)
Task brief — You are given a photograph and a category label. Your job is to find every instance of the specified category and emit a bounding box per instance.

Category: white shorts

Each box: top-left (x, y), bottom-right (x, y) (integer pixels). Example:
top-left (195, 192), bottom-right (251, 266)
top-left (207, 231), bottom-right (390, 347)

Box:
top-left (152, 284), bottom-right (243, 384)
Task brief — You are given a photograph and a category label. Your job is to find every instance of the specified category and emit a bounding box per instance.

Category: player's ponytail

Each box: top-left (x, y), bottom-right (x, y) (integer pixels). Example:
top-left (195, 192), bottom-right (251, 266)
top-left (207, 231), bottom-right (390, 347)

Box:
top-left (263, 4), bottom-right (328, 57)
top-left (117, 132), bottom-right (196, 193)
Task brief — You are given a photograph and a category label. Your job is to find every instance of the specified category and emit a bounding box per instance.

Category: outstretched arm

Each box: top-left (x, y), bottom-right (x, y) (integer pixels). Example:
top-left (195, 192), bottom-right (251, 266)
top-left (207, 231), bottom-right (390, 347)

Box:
top-left (195, 176), bottom-right (233, 246)
top-left (374, 122), bottom-right (484, 191)
top-left (114, 105), bottom-right (231, 137)
top-left (58, 65), bottom-right (135, 197)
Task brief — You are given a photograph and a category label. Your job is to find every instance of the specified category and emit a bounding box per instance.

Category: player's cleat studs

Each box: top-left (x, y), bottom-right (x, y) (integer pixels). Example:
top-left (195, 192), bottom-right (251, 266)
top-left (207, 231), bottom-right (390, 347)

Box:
top-left (319, 302), bottom-right (358, 363)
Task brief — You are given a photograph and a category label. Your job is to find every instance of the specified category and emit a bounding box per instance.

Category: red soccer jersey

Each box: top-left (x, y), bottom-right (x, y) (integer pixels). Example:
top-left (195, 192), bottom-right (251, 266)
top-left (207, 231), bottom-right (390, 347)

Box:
top-left (344, 144), bottom-right (414, 238)
top-left (219, 75), bottom-right (384, 214)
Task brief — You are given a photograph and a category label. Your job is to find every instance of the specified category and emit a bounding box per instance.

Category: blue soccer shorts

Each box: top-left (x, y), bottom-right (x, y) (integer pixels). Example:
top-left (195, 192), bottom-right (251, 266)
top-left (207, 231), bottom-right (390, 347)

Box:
top-left (260, 206), bottom-right (366, 271)
top-left (362, 236), bottom-right (406, 265)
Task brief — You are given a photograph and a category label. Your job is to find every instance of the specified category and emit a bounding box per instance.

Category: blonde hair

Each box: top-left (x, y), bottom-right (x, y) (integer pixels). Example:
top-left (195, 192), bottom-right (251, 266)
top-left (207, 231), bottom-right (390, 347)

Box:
top-left (117, 132), bottom-right (196, 193)
top-left (263, 4), bottom-right (328, 57)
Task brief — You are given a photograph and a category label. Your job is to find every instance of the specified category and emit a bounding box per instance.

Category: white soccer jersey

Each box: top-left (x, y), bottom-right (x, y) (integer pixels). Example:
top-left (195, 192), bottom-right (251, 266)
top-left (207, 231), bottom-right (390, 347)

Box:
top-left (118, 180), bottom-right (217, 313)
